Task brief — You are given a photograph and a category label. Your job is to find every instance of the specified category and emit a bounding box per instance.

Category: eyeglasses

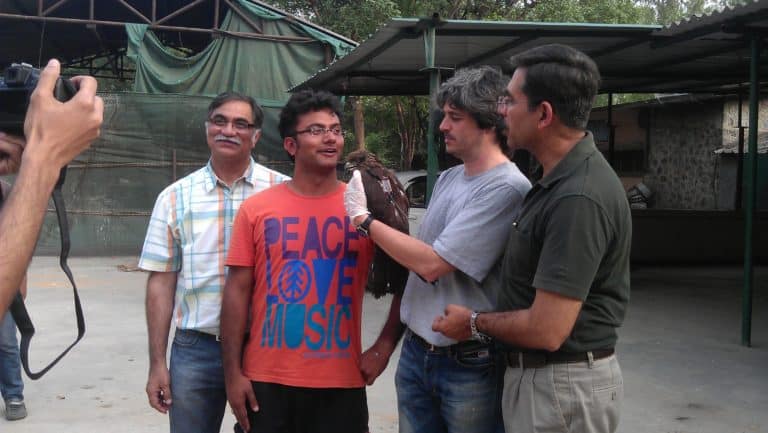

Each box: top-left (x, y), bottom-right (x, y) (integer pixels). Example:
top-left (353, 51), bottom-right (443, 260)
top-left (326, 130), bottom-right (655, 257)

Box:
top-left (295, 125), bottom-right (343, 137)
top-left (207, 115), bottom-right (255, 132)
top-left (496, 96), bottom-right (511, 110)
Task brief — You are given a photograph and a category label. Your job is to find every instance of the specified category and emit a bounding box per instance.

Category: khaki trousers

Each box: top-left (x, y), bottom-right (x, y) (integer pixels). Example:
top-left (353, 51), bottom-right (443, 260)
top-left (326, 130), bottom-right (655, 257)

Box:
top-left (502, 355), bottom-right (623, 433)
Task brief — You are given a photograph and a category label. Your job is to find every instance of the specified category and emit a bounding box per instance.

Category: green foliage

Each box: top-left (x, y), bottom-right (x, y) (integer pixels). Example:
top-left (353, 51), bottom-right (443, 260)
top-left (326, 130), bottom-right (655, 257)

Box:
top-left (490, 0), bottom-right (654, 24)
top-left (636, 0), bottom-right (747, 25)
top-left (363, 131), bottom-right (399, 167)
top-left (268, 0), bottom-right (399, 40)
top-left (263, 0), bottom-right (740, 168)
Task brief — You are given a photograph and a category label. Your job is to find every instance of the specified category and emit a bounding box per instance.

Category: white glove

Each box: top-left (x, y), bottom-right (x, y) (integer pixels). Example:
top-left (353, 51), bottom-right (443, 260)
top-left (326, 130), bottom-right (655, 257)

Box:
top-left (344, 170), bottom-right (370, 224)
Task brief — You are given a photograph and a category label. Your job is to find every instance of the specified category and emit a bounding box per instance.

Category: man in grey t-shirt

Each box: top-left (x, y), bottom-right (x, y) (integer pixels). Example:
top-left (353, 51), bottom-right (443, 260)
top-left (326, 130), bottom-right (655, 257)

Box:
top-left (344, 66), bottom-right (530, 433)
top-left (433, 45), bottom-right (630, 433)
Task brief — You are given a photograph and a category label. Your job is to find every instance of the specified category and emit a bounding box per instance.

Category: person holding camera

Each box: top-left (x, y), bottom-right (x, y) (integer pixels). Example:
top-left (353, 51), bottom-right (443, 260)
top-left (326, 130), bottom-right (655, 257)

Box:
top-left (0, 178), bottom-right (28, 421)
top-left (0, 58), bottom-right (102, 317)
top-left (139, 92), bottom-right (288, 433)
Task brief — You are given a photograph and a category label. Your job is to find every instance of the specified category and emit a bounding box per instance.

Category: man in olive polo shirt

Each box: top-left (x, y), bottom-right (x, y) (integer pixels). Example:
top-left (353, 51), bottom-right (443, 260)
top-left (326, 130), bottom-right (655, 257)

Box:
top-left (432, 44), bottom-right (631, 433)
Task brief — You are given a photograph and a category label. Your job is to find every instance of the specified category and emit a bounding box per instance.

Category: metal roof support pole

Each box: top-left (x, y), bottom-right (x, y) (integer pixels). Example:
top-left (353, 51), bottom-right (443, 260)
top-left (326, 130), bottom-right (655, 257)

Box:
top-left (424, 22), bottom-right (440, 204)
top-left (741, 34), bottom-right (760, 347)
top-left (607, 93), bottom-right (615, 167)
top-left (736, 89), bottom-right (744, 210)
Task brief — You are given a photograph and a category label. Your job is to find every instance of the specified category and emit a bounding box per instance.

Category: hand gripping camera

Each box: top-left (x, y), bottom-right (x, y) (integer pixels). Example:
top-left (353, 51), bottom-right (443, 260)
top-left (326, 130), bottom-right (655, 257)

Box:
top-left (0, 62), bottom-right (76, 136)
top-left (0, 62), bottom-right (84, 380)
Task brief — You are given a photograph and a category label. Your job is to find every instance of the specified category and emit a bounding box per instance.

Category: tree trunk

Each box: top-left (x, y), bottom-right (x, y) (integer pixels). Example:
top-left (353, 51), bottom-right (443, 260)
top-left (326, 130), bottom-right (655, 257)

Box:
top-left (394, 96), bottom-right (419, 170)
top-left (352, 96), bottom-right (365, 150)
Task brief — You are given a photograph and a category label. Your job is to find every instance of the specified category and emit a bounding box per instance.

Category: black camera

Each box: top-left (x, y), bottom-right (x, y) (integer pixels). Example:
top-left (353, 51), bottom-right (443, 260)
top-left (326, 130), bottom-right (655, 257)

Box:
top-left (0, 62), bottom-right (76, 136)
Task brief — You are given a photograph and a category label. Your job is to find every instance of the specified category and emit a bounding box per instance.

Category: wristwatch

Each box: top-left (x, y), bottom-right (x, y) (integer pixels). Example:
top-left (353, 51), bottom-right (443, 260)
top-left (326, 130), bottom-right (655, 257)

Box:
top-left (470, 311), bottom-right (491, 343)
top-left (356, 214), bottom-right (375, 237)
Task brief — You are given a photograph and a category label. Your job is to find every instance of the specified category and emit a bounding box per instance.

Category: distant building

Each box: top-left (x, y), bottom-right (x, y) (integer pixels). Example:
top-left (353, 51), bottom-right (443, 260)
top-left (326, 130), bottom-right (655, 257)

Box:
top-left (589, 94), bottom-right (768, 210)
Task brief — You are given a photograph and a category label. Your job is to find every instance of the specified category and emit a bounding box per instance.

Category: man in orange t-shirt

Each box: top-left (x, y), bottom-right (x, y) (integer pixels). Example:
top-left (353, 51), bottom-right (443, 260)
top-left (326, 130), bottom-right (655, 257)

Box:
top-left (221, 89), bottom-right (375, 433)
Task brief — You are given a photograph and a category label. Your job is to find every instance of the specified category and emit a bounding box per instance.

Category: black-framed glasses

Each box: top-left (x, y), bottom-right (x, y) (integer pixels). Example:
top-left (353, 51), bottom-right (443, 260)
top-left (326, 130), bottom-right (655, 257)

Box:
top-left (295, 125), bottom-right (343, 137)
top-left (207, 115), bottom-right (255, 131)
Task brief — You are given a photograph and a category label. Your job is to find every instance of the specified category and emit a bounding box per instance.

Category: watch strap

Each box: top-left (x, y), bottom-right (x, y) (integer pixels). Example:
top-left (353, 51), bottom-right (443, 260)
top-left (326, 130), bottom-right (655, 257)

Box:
top-left (356, 214), bottom-right (374, 237)
top-left (470, 311), bottom-right (491, 343)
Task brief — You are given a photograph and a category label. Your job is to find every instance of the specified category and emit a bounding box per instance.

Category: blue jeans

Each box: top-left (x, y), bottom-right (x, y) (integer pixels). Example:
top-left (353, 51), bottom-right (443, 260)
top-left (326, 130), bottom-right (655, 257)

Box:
top-left (169, 329), bottom-right (227, 433)
top-left (395, 331), bottom-right (504, 433)
top-left (0, 312), bottom-right (24, 401)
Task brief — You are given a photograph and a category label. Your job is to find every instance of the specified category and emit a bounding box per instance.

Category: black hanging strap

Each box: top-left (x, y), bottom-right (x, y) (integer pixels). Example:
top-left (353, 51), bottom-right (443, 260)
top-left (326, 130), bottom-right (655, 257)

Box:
top-left (8, 167), bottom-right (86, 379)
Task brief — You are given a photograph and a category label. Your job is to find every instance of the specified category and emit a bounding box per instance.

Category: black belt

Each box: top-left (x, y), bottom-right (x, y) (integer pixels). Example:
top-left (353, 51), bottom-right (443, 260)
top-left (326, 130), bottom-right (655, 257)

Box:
top-left (506, 348), bottom-right (614, 369)
top-left (406, 329), bottom-right (490, 356)
top-left (176, 328), bottom-right (221, 342)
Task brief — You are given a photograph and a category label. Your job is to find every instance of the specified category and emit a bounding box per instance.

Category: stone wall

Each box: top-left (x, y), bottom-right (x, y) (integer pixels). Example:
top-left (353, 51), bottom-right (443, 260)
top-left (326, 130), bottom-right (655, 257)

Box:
top-left (722, 98), bottom-right (768, 133)
top-left (644, 101), bottom-right (723, 209)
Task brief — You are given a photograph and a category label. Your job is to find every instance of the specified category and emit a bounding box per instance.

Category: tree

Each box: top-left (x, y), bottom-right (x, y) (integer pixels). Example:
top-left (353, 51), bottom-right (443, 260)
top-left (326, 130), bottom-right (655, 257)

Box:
top-left (266, 0), bottom-right (740, 169)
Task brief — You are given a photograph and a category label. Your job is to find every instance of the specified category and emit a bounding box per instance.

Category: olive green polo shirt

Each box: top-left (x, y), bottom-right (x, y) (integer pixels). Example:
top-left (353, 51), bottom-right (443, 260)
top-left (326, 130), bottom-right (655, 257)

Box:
top-left (497, 132), bottom-right (631, 353)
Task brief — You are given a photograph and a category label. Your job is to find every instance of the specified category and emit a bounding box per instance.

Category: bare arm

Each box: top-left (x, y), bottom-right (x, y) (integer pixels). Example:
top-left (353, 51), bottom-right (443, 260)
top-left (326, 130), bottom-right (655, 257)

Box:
top-left (0, 59), bottom-right (102, 316)
top-left (360, 293), bottom-right (405, 385)
top-left (345, 172), bottom-right (454, 282)
top-left (432, 289), bottom-right (583, 352)
top-left (145, 271), bottom-right (177, 413)
top-left (0, 158), bottom-right (58, 314)
top-left (0, 181), bottom-right (27, 302)
top-left (365, 218), bottom-right (455, 283)
top-left (221, 265), bottom-right (257, 432)
top-left (19, 274), bottom-right (27, 300)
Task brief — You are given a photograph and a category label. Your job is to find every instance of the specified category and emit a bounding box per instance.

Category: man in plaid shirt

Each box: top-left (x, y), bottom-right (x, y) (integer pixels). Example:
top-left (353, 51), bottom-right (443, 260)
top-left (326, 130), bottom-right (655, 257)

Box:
top-left (139, 92), bottom-right (289, 433)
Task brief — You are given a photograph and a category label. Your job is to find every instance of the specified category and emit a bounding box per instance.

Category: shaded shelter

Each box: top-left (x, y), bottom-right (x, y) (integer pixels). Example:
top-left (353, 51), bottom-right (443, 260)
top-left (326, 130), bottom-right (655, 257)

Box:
top-left (0, 1), bottom-right (355, 259)
top-left (294, 2), bottom-right (768, 345)
top-left (0, 0), bottom-right (354, 77)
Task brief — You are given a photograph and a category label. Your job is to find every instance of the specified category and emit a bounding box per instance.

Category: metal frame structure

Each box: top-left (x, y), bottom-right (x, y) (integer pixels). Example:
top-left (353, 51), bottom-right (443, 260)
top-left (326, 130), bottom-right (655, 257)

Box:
top-left (0, 0), bottom-right (353, 77)
top-left (295, 2), bottom-right (768, 346)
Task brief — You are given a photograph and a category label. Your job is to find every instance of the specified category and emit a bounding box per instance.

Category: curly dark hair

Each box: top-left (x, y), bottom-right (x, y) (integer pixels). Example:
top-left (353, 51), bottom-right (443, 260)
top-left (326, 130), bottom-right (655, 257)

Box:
top-left (278, 89), bottom-right (343, 139)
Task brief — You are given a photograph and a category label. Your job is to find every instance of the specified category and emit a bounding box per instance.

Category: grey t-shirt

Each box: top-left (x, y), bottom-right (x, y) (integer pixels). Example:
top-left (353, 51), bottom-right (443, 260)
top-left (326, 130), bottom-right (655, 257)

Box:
top-left (400, 161), bottom-right (531, 346)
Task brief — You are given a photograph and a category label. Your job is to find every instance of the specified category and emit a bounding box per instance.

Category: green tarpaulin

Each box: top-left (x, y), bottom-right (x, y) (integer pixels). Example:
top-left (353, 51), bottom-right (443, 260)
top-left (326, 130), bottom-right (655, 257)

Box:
top-left (126, 0), bottom-right (354, 99)
top-left (34, 1), bottom-right (355, 255)
top-left (36, 92), bottom-right (296, 255)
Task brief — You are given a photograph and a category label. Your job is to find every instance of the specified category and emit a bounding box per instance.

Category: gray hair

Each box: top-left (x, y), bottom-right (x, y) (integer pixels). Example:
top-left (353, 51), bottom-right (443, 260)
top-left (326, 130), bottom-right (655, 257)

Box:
top-left (435, 66), bottom-right (507, 129)
top-left (435, 66), bottom-right (508, 145)
top-left (207, 92), bottom-right (263, 128)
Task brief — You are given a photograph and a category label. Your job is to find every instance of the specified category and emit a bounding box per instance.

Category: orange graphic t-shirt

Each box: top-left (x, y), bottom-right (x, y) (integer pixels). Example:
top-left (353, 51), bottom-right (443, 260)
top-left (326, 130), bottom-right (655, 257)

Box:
top-left (226, 183), bottom-right (374, 388)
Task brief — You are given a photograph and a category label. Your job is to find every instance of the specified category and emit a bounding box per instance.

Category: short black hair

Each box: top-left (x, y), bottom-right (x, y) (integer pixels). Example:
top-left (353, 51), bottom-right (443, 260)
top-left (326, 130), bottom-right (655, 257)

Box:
top-left (278, 89), bottom-right (343, 139)
top-left (508, 44), bottom-right (600, 130)
top-left (207, 92), bottom-right (263, 128)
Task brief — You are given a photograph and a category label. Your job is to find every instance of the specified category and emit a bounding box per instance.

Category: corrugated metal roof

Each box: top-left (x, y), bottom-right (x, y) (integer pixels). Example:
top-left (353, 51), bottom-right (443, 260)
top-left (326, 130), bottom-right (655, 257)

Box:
top-left (294, 0), bottom-right (768, 95)
top-left (0, 0), bottom-right (356, 71)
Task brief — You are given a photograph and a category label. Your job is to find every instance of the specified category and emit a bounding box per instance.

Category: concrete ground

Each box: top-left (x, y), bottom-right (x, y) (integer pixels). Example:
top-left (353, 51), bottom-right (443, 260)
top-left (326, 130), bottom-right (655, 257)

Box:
top-left (1, 257), bottom-right (766, 433)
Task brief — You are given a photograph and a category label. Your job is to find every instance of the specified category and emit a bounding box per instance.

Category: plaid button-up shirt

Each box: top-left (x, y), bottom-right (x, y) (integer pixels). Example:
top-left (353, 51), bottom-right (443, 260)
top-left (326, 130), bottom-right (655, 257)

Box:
top-left (139, 158), bottom-right (289, 335)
